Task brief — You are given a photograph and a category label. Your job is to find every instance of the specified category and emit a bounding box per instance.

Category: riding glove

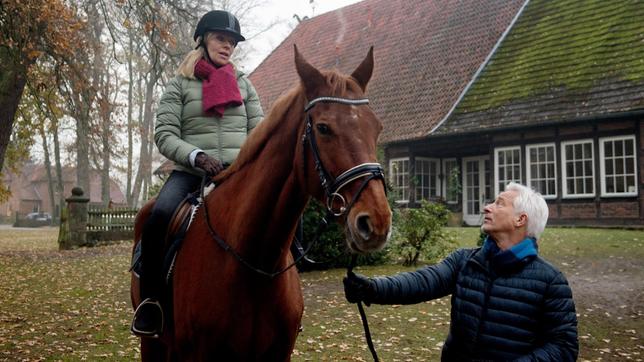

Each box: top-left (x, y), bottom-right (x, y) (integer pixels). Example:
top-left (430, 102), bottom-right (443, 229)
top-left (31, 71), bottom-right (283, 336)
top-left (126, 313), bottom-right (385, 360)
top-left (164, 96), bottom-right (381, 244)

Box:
top-left (195, 153), bottom-right (224, 176)
top-left (343, 272), bottom-right (377, 306)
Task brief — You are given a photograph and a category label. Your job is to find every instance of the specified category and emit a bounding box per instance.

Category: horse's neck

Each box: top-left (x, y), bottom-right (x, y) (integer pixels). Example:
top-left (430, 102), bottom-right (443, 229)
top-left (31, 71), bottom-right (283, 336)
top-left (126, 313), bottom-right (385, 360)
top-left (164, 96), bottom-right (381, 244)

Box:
top-left (211, 108), bottom-right (307, 269)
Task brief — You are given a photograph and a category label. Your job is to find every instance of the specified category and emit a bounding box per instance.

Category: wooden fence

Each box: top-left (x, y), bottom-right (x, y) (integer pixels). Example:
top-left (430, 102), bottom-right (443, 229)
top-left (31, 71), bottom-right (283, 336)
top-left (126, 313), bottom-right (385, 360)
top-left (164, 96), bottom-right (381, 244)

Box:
top-left (87, 206), bottom-right (138, 243)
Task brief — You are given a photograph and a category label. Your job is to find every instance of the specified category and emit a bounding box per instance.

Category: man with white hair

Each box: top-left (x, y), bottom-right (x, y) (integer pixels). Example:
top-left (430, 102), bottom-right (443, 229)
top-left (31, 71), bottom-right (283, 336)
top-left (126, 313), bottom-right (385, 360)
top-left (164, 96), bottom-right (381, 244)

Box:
top-left (344, 182), bottom-right (578, 361)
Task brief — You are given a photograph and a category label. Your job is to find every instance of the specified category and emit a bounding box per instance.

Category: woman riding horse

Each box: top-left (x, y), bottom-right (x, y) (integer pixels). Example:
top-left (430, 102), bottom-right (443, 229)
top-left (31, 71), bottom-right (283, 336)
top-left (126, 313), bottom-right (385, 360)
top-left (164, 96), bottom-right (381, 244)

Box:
top-left (131, 40), bottom-right (392, 360)
top-left (131, 10), bottom-right (263, 337)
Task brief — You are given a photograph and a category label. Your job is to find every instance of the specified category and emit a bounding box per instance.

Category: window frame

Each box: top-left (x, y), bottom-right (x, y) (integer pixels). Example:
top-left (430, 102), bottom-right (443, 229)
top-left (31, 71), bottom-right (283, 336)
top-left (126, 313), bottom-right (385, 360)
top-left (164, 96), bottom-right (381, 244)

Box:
top-left (414, 157), bottom-right (440, 202)
top-left (494, 146), bottom-right (522, 196)
top-left (599, 135), bottom-right (638, 197)
top-left (561, 139), bottom-right (595, 199)
top-left (388, 157), bottom-right (410, 204)
top-left (442, 158), bottom-right (459, 204)
top-left (526, 142), bottom-right (558, 199)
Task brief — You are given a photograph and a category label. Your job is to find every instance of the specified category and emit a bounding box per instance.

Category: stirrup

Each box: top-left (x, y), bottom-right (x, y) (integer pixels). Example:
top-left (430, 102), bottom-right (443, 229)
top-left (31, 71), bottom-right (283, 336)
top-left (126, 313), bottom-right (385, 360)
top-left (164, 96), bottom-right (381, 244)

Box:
top-left (131, 298), bottom-right (164, 338)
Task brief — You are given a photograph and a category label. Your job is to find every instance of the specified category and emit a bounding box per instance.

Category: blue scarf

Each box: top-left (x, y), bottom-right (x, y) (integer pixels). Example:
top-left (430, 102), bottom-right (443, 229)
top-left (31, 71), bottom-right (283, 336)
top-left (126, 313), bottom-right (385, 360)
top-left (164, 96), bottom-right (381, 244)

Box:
top-left (482, 236), bottom-right (538, 272)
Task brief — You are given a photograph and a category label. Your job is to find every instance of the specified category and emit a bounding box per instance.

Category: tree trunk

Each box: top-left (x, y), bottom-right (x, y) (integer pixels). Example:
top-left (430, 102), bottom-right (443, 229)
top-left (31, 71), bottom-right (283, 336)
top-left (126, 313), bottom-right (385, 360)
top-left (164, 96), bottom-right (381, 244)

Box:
top-left (37, 119), bottom-right (56, 219)
top-left (75, 1), bottom-right (104, 202)
top-left (101, 108), bottom-right (111, 207)
top-left (0, 48), bottom-right (30, 171)
top-left (131, 68), bottom-right (158, 206)
top-left (100, 68), bottom-right (112, 207)
top-left (130, 75), bottom-right (146, 207)
top-left (52, 120), bottom-right (64, 221)
top-left (76, 101), bottom-right (91, 195)
top-left (126, 29), bottom-right (134, 206)
top-left (145, 105), bottom-right (155, 196)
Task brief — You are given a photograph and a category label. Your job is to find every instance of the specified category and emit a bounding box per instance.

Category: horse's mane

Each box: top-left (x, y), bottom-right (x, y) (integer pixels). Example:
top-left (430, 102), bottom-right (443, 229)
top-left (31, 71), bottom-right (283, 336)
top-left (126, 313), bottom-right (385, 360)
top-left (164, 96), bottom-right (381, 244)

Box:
top-left (215, 70), bottom-right (353, 184)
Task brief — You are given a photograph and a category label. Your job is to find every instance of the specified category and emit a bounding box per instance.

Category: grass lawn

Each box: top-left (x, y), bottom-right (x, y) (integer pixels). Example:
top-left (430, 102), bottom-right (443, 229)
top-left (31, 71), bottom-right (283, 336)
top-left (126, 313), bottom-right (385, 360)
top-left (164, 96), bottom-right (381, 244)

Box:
top-left (0, 226), bottom-right (642, 361)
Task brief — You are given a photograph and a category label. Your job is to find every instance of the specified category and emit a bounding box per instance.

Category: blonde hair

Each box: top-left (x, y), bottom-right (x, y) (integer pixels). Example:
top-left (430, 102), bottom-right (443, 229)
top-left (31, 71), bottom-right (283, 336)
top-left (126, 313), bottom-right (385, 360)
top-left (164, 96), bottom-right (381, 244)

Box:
top-left (176, 33), bottom-right (236, 79)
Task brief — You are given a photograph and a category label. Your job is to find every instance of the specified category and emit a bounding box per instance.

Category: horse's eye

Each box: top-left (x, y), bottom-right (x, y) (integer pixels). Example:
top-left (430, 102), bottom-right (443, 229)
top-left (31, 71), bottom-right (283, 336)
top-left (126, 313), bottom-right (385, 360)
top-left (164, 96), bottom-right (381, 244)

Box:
top-left (316, 123), bottom-right (331, 135)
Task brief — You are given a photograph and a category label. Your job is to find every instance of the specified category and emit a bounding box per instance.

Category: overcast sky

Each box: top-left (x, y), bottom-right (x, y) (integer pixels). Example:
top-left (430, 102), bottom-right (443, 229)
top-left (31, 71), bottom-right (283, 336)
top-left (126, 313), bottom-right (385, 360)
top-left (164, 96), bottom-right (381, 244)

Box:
top-left (243, 0), bottom-right (363, 71)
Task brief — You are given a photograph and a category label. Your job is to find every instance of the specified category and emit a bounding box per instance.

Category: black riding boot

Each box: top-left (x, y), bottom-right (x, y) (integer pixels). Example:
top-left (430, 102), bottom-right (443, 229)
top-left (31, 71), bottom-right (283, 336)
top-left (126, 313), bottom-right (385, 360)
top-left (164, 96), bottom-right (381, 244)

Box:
top-left (131, 171), bottom-right (201, 338)
top-left (131, 222), bottom-right (165, 338)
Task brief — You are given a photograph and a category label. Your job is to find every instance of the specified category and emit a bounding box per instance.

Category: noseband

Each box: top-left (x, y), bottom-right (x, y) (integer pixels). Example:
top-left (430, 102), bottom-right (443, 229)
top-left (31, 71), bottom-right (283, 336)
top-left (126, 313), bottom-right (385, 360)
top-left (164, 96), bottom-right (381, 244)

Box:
top-left (302, 96), bottom-right (386, 217)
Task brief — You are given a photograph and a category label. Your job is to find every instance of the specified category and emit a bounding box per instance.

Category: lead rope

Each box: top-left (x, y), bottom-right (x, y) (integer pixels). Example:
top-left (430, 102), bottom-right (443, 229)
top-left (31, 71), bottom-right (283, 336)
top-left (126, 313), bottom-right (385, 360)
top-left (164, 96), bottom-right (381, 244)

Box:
top-left (348, 254), bottom-right (379, 362)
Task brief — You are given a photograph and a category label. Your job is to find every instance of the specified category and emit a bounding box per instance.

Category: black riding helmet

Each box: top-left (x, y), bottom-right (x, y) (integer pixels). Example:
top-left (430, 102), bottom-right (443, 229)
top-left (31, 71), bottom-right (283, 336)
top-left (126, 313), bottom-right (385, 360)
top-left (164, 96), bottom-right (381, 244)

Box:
top-left (194, 10), bottom-right (245, 46)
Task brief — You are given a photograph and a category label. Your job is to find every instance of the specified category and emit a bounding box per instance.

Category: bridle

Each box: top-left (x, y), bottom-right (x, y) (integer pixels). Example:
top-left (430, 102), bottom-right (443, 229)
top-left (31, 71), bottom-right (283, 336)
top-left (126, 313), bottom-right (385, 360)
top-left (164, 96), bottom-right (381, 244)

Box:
top-left (302, 96), bottom-right (386, 217)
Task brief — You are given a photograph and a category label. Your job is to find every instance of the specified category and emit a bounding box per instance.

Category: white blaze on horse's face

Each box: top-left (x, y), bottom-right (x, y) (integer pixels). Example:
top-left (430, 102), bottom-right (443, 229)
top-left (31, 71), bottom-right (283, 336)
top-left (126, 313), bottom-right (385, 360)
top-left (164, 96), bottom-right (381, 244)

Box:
top-left (294, 45), bottom-right (392, 254)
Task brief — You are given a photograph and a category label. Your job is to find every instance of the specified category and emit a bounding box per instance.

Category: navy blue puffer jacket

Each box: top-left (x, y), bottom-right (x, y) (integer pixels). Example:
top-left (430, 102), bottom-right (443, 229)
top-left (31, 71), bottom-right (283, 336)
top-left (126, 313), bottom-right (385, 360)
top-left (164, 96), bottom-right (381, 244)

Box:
top-left (371, 247), bottom-right (578, 361)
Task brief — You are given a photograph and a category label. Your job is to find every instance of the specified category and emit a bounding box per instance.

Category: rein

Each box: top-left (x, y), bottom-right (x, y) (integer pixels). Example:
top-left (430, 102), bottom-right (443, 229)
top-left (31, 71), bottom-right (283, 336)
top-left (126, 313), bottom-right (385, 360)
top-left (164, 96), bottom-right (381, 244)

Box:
top-left (200, 95), bottom-right (383, 360)
top-left (348, 254), bottom-right (379, 362)
top-left (200, 176), bottom-right (330, 279)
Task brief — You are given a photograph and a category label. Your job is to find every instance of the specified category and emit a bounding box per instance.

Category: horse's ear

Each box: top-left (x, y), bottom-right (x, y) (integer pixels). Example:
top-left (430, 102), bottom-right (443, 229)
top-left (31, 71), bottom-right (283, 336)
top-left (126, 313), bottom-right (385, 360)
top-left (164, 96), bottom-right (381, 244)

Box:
top-left (351, 46), bottom-right (374, 92)
top-left (294, 45), bottom-right (325, 101)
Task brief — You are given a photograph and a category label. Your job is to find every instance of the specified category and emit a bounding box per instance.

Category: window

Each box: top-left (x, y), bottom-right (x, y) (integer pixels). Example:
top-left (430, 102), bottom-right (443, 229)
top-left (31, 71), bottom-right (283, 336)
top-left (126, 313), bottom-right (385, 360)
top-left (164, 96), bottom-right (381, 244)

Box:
top-left (442, 159), bottom-right (459, 204)
top-left (526, 143), bottom-right (557, 198)
top-left (415, 158), bottom-right (439, 201)
top-left (494, 146), bottom-right (522, 195)
top-left (600, 135), bottom-right (637, 197)
top-left (389, 158), bottom-right (409, 203)
top-left (561, 139), bottom-right (594, 198)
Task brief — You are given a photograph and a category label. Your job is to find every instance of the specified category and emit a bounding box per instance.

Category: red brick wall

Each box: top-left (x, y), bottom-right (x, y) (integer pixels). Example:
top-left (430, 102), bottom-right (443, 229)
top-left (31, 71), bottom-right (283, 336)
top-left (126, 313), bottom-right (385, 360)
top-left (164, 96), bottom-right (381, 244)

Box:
top-left (547, 203), bottom-right (558, 218)
top-left (560, 203), bottom-right (596, 219)
top-left (600, 202), bottom-right (640, 218)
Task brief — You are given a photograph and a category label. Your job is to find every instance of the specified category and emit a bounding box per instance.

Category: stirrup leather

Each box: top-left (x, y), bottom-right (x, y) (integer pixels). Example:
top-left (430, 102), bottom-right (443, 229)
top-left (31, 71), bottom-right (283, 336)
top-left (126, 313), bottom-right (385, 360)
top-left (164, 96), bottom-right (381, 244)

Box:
top-left (131, 298), bottom-right (164, 338)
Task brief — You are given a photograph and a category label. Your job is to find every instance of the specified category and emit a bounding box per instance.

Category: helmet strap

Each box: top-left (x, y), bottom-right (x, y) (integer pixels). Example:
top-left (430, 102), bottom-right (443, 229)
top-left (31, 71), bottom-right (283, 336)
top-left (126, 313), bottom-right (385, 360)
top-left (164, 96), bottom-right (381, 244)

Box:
top-left (200, 42), bottom-right (218, 67)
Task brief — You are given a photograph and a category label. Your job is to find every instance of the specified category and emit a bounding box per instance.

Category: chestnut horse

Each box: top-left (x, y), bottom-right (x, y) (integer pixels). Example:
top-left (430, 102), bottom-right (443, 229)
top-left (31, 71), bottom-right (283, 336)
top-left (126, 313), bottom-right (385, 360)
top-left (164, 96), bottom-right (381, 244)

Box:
top-left (131, 46), bottom-right (392, 361)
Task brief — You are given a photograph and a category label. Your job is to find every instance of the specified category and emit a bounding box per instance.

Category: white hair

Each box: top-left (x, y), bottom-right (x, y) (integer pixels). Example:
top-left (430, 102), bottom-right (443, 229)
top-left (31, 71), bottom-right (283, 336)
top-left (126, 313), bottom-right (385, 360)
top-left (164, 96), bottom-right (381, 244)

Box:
top-left (505, 182), bottom-right (549, 239)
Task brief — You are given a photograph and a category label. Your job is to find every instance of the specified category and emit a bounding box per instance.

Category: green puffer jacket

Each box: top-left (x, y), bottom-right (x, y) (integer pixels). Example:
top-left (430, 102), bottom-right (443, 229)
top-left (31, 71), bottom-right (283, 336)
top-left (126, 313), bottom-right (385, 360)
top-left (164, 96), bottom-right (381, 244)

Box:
top-left (154, 70), bottom-right (263, 175)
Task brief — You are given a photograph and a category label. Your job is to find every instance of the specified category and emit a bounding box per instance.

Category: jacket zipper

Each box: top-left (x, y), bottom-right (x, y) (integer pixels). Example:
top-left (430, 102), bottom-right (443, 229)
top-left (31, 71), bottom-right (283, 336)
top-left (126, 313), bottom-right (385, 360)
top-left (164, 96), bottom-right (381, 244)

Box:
top-left (472, 267), bottom-right (495, 354)
top-left (217, 116), bottom-right (222, 160)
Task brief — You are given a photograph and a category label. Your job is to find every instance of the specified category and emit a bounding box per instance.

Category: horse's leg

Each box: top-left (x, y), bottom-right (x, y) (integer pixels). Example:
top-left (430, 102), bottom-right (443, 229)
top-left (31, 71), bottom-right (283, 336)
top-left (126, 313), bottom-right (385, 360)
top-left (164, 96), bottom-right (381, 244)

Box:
top-left (260, 270), bottom-right (304, 362)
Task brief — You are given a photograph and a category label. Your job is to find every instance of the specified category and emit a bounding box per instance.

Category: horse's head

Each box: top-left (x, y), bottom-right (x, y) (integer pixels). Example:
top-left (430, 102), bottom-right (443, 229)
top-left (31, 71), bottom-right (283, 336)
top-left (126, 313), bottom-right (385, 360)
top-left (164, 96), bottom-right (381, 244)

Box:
top-left (294, 46), bottom-right (392, 253)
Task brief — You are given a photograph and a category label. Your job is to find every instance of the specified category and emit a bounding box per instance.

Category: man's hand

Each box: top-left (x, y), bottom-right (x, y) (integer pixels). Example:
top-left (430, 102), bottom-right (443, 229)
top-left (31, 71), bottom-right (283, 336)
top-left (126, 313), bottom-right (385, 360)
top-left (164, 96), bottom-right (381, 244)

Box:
top-left (194, 153), bottom-right (224, 176)
top-left (343, 272), bottom-right (376, 306)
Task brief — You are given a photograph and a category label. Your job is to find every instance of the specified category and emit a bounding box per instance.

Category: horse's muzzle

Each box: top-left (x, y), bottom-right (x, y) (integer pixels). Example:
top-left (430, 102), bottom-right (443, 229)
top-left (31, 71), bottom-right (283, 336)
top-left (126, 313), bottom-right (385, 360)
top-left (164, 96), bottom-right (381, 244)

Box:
top-left (346, 210), bottom-right (391, 253)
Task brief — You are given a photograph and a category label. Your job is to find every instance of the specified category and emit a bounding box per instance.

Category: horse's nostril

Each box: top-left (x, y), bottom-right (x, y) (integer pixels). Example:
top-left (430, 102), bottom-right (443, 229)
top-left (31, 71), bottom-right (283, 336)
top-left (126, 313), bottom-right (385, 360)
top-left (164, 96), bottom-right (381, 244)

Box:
top-left (356, 214), bottom-right (372, 240)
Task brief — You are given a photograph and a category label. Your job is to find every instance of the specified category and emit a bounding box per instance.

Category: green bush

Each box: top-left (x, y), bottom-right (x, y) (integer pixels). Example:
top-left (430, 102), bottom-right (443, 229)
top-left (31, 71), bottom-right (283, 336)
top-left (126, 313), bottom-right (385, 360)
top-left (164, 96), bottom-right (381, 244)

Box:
top-left (301, 199), bottom-right (390, 269)
top-left (477, 231), bottom-right (488, 246)
top-left (391, 200), bottom-right (458, 266)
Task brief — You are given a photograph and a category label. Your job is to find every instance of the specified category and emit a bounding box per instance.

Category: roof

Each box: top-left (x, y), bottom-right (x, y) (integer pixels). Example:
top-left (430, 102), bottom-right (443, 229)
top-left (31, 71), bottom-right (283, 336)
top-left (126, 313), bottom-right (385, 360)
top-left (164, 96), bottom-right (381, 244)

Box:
top-left (438, 0), bottom-right (644, 135)
top-left (249, 0), bottom-right (525, 144)
top-left (29, 165), bottom-right (76, 183)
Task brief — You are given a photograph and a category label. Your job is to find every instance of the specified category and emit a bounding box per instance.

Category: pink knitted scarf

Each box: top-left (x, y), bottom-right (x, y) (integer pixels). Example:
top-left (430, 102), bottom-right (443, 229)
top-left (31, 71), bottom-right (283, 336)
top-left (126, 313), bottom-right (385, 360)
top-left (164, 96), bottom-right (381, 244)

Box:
top-left (194, 59), bottom-right (242, 117)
